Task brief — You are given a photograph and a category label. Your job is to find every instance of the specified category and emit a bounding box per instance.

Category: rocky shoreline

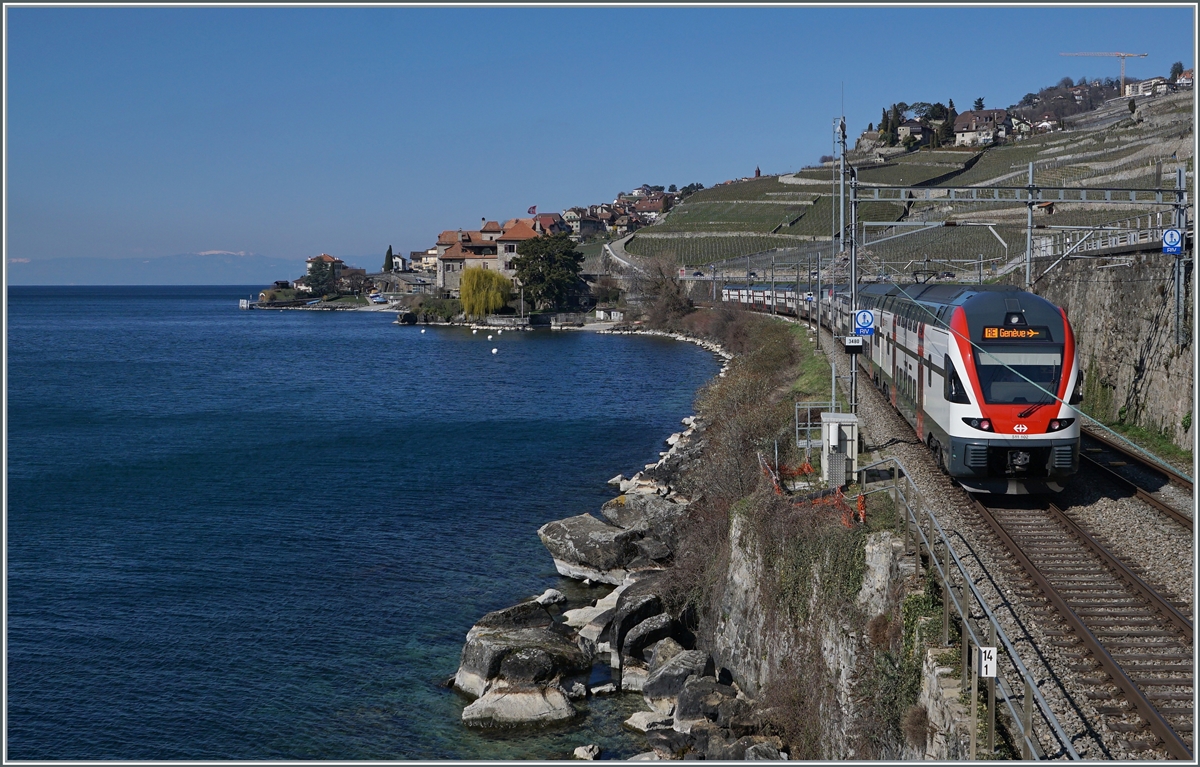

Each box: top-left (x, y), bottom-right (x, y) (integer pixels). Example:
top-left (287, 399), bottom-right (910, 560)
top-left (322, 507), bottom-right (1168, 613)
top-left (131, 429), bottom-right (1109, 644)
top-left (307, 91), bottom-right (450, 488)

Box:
top-left (447, 330), bottom-right (791, 760)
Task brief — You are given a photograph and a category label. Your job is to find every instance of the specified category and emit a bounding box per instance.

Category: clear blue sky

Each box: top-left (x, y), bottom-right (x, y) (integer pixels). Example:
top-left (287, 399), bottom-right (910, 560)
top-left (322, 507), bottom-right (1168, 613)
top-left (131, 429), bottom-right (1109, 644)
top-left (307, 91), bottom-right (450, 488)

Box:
top-left (6, 5), bottom-right (1196, 271)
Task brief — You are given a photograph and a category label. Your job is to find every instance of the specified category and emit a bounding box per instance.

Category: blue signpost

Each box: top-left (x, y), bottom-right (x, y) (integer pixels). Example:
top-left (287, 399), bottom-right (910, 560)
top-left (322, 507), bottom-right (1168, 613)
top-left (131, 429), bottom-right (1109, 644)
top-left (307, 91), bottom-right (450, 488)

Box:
top-left (854, 309), bottom-right (874, 337)
top-left (1163, 228), bottom-right (1183, 255)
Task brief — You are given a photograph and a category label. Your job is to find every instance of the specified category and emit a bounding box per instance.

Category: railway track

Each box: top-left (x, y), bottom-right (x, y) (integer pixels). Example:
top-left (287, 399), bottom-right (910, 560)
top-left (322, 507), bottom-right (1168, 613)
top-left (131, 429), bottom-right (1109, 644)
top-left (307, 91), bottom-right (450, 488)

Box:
top-left (973, 497), bottom-right (1194, 759)
top-left (1079, 429), bottom-right (1194, 530)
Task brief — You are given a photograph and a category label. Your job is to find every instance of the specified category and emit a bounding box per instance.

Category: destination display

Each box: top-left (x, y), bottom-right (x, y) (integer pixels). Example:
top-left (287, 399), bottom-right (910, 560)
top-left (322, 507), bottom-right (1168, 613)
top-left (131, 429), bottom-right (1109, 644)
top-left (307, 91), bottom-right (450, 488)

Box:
top-left (982, 326), bottom-right (1050, 341)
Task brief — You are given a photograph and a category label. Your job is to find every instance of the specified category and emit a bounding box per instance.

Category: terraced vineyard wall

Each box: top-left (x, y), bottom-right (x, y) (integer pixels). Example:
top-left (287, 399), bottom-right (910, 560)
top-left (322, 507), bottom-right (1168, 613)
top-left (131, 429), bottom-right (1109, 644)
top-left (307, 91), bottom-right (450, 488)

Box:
top-left (1028, 250), bottom-right (1193, 450)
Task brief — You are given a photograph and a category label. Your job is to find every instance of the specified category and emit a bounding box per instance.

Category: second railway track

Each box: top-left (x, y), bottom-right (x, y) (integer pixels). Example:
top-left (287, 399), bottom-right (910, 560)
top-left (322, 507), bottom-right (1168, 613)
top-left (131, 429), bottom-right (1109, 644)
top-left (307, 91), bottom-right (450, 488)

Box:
top-left (973, 496), bottom-right (1194, 759)
top-left (1080, 429), bottom-right (1195, 530)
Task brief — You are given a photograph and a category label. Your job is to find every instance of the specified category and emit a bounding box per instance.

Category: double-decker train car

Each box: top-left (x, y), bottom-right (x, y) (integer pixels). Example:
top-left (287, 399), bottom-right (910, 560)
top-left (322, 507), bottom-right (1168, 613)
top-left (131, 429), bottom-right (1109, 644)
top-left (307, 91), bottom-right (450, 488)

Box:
top-left (854, 283), bottom-right (1081, 494)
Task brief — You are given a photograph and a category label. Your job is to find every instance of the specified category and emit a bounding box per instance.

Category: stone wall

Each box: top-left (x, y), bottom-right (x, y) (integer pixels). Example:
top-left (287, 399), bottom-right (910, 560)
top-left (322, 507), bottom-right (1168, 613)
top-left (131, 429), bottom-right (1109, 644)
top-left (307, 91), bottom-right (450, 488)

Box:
top-left (699, 517), bottom-right (909, 758)
top-left (1028, 248), bottom-right (1193, 448)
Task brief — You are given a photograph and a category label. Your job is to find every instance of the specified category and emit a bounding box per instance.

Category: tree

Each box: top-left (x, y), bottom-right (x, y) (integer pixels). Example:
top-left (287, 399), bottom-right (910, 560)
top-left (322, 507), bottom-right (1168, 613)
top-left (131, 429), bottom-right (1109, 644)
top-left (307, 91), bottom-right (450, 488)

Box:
top-left (512, 233), bottom-right (584, 310)
top-left (460, 267), bottom-right (512, 317)
top-left (867, 122), bottom-right (873, 132)
top-left (668, 184), bottom-right (677, 193)
top-left (1129, 98), bottom-right (1137, 115)
top-left (632, 256), bottom-right (692, 326)
top-left (938, 102), bottom-right (958, 144)
top-left (1171, 61), bottom-right (1184, 82)
top-left (879, 107), bottom-right (889, 134)
top-left (973, 97), bottom-right (985, 111)
top-left (1056, 77), bottom-right (1073, 90)
top-left (383, 245), bottom-right (393, 273)
top-left (306, 261), bottom-right (336, 296)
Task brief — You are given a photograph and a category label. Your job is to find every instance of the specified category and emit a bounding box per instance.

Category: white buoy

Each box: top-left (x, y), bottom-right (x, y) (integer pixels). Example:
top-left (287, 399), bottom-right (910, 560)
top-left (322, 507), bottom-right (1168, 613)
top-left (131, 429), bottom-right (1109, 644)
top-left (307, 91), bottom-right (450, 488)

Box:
top-left (421, 328), bottom-right (426, 334)
top-left (491, 348), bottom-right (498, 354)
top-left (487, 334), bottom-right (493, 340)
top-left (472, 329), bottom-right (478, 334)
top-left (497, 330), bottom-right (502, 335)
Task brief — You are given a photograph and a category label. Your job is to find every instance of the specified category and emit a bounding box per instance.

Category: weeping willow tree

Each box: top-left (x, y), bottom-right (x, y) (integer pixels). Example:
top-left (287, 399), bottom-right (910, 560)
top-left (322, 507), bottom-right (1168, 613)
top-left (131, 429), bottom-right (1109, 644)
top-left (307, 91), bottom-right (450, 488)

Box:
top-left (460, 267), bottom-right (512, 318)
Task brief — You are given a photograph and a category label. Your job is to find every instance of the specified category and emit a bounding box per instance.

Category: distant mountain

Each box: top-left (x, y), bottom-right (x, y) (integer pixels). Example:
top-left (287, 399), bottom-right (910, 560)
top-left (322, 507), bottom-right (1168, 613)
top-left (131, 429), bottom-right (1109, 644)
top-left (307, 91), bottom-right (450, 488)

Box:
top-left (7, 253), bottom-right (309, 286)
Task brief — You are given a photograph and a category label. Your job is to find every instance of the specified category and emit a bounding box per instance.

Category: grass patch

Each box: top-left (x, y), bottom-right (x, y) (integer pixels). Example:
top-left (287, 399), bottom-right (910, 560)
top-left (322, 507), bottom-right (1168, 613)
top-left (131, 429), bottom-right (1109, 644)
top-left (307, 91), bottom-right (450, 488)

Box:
top-left (1097, 421), bottom-right (1193, 467)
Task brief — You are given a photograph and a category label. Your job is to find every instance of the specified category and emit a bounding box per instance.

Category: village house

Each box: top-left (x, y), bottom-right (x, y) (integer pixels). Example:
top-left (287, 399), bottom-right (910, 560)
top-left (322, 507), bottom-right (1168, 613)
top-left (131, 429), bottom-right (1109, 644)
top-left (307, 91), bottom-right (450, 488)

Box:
top-left (633, 194), bottom-right (670, 222)
top-left (495, 220), bottom-right (540, 271)
top-left (953, 109), bottom-right (1012, 146)
top-left (435, 229), bottom-right (498, 293)
top-left (1125, 77), bottom-right (1168, 97)
top-left (306, 253), bottom-right (344, 280)
top-left (896, 119), bottom-right (927, 145)
top-left (410, 247), bottom-right (438, 271)
top-left (1177, 69), bottom-right (1194, 89)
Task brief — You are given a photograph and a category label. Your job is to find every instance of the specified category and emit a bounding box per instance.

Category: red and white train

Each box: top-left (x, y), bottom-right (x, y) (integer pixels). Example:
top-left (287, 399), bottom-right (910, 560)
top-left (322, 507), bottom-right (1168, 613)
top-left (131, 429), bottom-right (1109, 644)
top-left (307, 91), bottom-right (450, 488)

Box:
top-left (721, 282), bottom-right (1082, 493)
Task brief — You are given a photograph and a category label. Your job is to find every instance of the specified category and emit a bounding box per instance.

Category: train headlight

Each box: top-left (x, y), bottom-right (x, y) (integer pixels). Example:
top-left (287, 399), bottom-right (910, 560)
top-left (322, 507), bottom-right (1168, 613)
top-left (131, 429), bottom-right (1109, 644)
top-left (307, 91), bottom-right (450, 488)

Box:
top-left (1047, 418), bottom-right (1075, 432)
top-left (963, 418), bottom-right (994, 432)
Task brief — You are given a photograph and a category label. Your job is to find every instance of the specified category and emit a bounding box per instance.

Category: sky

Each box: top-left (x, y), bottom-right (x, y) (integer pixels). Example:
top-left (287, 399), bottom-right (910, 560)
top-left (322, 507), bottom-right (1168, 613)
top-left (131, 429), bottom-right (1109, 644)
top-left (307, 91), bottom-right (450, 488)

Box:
top-left (4, 4), bottom-right (1197, 279)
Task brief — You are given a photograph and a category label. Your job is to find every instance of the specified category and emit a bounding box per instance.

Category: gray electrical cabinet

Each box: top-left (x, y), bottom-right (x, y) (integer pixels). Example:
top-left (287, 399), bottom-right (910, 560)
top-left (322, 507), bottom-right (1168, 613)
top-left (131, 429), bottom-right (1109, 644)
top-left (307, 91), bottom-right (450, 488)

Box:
top-left (820, 412), bottom-right (860, 487)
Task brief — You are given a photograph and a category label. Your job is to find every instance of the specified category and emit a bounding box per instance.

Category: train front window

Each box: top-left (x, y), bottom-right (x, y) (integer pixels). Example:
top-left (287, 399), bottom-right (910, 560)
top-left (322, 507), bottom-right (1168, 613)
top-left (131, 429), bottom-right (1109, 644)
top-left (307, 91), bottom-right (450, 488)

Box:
top-left (975, 348), bottom-right (1062, 404)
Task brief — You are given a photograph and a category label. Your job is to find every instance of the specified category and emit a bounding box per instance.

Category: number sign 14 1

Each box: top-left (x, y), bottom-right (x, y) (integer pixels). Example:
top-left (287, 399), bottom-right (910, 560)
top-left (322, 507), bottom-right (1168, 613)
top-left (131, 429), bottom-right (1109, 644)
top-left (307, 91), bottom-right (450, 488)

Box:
top-left (978, 646), bottom-right (997, 678)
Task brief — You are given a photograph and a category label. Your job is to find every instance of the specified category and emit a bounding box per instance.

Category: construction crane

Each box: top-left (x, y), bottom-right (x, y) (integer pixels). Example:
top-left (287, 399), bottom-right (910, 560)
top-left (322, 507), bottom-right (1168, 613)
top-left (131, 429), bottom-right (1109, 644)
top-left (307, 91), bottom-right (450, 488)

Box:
top-left (1060, 52), bottom-right (1148, 96)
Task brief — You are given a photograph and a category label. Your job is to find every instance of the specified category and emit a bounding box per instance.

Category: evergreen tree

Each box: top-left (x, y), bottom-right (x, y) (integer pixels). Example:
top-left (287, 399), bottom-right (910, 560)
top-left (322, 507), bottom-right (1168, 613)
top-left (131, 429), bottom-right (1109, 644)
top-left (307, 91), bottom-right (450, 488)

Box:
top-left (512, 233), bottom-right (585, 310)
top-left (306, 261), bottom-right (336, 296)
top-left (383, 245), bottom-right (393, 272)
top-left (1170, 61), bottom-right (1184, 82)
top-left (973, 97), bottom-right (985, 111)
top-left (880, 107), bottom-right (889, 134)
top-left (888, 104), bottom-right (902, 146)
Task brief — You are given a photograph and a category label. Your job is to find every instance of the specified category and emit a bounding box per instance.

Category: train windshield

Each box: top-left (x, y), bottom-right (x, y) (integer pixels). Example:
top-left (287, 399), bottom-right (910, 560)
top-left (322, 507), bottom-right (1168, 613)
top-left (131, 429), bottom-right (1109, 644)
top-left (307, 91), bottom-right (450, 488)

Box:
top-left (975, 347), bottom-right (1062, 404)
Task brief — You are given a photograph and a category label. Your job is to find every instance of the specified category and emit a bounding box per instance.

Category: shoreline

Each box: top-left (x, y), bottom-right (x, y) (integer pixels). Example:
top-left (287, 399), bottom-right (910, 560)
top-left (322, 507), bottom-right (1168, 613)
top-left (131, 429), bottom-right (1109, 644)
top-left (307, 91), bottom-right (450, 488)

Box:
top-left (449, 325), bottom-right (734, 758)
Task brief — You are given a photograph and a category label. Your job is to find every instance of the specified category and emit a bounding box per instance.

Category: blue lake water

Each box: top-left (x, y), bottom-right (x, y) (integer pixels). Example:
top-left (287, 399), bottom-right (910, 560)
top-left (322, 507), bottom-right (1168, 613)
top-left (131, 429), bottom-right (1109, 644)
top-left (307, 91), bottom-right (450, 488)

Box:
top-left (6, 286), bottom-right (720, 759)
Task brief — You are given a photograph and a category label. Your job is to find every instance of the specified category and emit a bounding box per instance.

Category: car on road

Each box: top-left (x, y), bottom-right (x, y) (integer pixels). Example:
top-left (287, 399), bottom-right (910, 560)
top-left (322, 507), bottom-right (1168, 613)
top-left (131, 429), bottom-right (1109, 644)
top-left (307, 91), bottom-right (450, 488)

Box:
top-left (693, 271), bottom-right (704, 277)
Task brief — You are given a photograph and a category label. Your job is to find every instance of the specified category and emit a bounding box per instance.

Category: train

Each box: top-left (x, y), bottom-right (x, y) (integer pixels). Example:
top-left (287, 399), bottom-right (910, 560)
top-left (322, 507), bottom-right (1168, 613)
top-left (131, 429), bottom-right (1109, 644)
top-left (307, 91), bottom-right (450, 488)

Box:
top-left (720, 281), bottom-right (1081, 494)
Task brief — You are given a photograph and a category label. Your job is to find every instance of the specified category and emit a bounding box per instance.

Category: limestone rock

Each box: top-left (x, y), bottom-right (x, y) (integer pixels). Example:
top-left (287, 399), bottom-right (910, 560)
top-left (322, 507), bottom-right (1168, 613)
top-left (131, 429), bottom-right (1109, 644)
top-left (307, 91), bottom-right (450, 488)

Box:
top-left (537, 514), bottom-right (641, 584)
top-left (673, 677), bottom-right (737, 733)
top-left (599, 494), bottom-right (690, 550)
top-left (607, 474), bottom-right (626, 487)
top-left (621, 664), bottom-right (649, 692)
top-left (454, 625), bottom-right (590, 699)
top-left (625, 710), bottom-right (675, 733)
top-left (628, 751), bottom-right (661, 761)
top-left (534, 588), bottom-right (567, 607)
top-left (645, 727), bottom-right (693, 756)
top-left (573, 744), bottom-right (600, 760)
top-left (622, 613), bottom-right (676, 662)
top-left (590, 682), bottom-right (617, 696)
top-left (644, 650), bottom-right (713, 710)
top-left (499, 647), bottom-right (556, 684)
top-left (563, 603), bottom-right (610, 630)
top-left (576, 608), bottom-right (615, 655)
top-left (647, 638), bottom-right (685, 672)
top-left (461, 682), bottom-right (579, 728)
top-left (708, 735), bottom-right (785, 760)
top-left (474, 601), bottom-right (554, 630)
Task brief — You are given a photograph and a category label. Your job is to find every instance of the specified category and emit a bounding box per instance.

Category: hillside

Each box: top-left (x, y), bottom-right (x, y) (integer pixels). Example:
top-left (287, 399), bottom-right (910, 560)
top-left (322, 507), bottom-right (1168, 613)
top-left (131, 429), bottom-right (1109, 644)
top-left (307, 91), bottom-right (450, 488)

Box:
top-left (626, 90), bottom-right (1193, 280)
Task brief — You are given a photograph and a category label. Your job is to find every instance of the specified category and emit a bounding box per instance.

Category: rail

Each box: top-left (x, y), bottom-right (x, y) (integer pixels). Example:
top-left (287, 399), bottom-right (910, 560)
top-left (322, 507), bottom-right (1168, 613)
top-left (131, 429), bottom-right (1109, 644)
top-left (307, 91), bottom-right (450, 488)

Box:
top-left (854, 456), bottom-right (1081, 760)
top-left (973, 498), bottom-right (1193, 760)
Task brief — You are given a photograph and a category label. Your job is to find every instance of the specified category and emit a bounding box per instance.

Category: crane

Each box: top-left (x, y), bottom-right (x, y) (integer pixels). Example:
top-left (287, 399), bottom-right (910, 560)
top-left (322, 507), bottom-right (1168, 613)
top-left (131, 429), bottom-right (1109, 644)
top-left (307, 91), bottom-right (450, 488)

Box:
top-left (1060, 52), bottom-right (1148, 96)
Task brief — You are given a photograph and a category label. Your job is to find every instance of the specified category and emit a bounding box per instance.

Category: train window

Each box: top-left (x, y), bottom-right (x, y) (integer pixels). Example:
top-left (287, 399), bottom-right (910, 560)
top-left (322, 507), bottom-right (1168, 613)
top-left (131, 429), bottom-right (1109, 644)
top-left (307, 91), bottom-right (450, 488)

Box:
top-left (944, 355), bottom-right (971, 404)
top-left (976, 349), bottom-right (1062, 405)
